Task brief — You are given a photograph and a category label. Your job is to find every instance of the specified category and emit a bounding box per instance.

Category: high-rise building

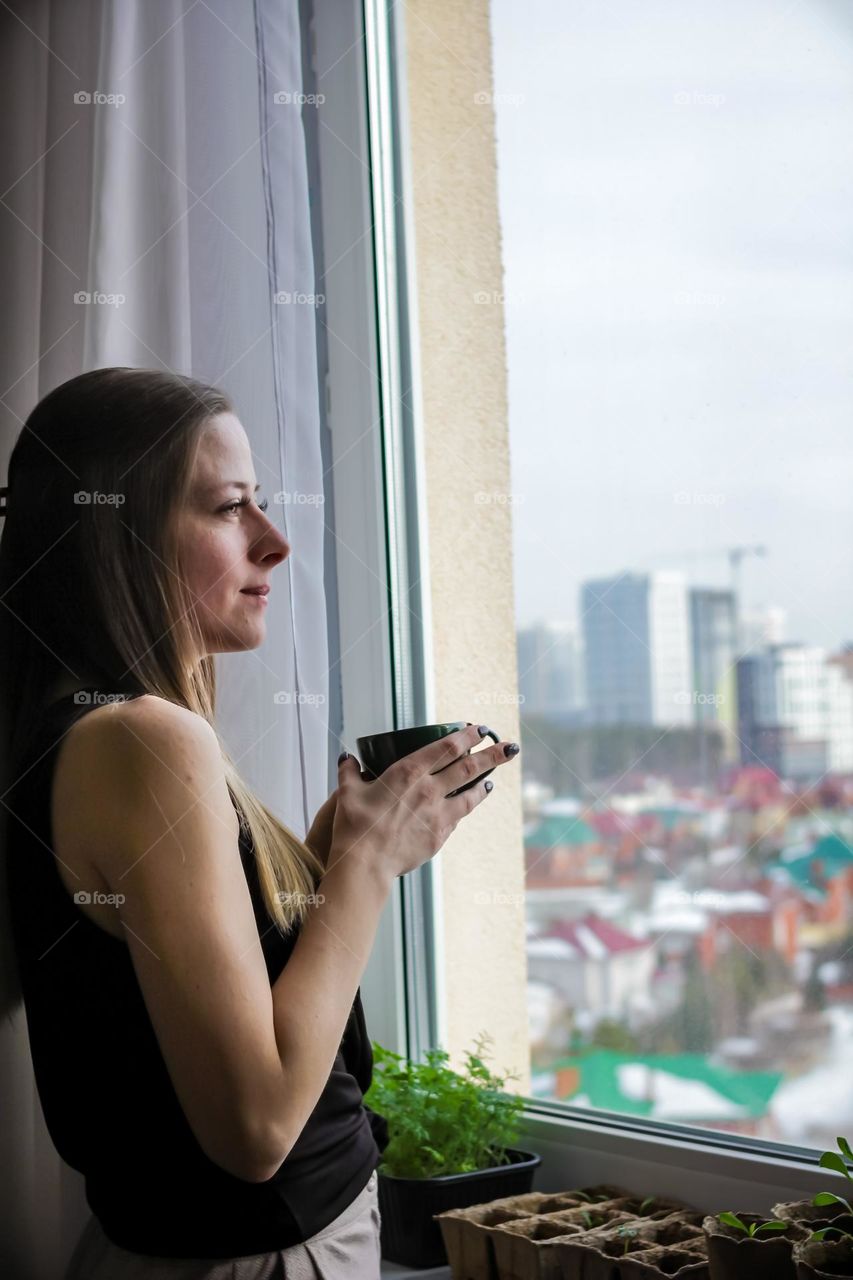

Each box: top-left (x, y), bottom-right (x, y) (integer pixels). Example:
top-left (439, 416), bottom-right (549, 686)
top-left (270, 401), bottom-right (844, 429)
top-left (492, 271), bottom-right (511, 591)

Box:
top-left (581, 571), bottom-right (692, 727)
top-left (689, 588), bottom-right (737, 724)
top-left (739, 606), bottom-right (786, 656)
top-left (517, 621), bottom-right (585, 719)
top-left (689, 588), bottom-right (739, 764)
top-left (737, 643), bottom-right (853, 778)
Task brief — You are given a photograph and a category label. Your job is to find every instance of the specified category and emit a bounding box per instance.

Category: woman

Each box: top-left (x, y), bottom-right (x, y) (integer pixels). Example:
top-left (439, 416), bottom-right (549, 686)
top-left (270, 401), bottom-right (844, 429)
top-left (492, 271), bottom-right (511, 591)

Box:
top-left (0, 367), bottom-right (518, 1278)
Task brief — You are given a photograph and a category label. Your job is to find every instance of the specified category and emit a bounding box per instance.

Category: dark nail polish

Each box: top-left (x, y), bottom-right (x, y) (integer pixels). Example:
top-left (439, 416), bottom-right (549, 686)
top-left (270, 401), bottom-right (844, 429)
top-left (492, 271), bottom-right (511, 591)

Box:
top-left (338, 750), bottom-right (350, 765)
top-left (477, 725), bottom-right (490, 737)
top-left (484, 779), bottom-right (494, 793)
top-left (503, 742), bottom-right (520, 757)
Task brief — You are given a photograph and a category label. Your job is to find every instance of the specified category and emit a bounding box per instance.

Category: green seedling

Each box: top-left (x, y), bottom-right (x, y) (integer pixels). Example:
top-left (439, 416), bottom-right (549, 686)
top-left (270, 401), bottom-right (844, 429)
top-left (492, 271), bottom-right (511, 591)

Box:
top-left (639, 1196), bottom-right (657, 1214)
top-left (813, 1136), bottom-right (853, 1217)
top-left (814, 1192), bottom-right (853, 1215)
top-left (617, 1225), bottom-right (640, 1255)
top-left (810, 1226), bottom-right (853, 1243)
top-left (578, 1210), bottom-right (607, 1229)
top-left (718, 1212), bottom-right (789, 1237)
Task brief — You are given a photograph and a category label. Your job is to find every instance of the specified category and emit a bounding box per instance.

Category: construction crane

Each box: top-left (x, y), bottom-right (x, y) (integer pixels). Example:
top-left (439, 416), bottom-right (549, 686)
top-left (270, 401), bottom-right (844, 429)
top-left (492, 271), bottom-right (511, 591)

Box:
top-left (645, 544), bottom-right (767, 645)
top-left (646, 544), bottom-right (766, 596)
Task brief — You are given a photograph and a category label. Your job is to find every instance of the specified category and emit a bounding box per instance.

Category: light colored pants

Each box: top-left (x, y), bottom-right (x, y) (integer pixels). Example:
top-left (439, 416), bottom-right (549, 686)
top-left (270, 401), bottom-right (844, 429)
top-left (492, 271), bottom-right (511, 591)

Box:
top-left (64, 1171), bottom-right (381, 1280)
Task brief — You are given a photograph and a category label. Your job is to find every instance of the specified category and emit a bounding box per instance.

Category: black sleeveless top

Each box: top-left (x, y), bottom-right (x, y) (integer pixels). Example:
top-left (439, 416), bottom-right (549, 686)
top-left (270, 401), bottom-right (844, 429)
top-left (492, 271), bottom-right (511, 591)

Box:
top-left (6, 688), bottom-right (388, 1258)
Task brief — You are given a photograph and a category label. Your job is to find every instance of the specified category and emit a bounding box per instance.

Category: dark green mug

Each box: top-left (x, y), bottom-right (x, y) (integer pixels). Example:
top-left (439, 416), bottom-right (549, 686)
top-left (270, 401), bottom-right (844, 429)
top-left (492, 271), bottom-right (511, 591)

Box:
top-left (356, 721), bottom-right (500, 797)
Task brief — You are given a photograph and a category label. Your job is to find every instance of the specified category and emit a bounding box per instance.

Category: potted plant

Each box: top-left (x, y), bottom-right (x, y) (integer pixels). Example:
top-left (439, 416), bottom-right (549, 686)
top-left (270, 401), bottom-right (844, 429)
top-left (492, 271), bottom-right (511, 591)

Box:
top-left (785, 1135), bottom-right (853, 1278)
top-left (362, 1032), bottom-right (541, 1268)
top-left (554, 1210), bottom-right (709, 1280)
top-left (794, 1233), bottom-right (853, 1279)
top-left (435, 1186), bottom-right (635, 1280)
top-left (702, 1211), bottom-right (801, 1279)
top-left (775, 1137), bottom-right (853, 1235)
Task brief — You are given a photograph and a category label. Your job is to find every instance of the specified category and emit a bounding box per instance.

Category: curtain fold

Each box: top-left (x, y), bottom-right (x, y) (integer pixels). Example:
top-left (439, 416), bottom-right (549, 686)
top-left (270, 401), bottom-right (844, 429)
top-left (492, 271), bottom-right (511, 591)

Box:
top-left (0, 4), bottom-right (327, 1275)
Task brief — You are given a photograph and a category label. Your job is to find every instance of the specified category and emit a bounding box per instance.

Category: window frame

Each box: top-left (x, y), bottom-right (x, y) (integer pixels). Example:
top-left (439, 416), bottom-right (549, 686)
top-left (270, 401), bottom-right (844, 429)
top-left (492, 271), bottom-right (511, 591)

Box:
top-left (313, 0), bottom-right (841, 1223)
top-left (310, 0), bottom-right (443, 1061)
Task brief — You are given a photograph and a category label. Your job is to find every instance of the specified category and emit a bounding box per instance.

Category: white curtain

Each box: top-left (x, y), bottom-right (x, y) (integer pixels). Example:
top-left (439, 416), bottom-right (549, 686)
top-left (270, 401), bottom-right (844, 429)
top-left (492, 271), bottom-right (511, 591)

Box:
top-left (0, 3), bottom-right (329, 1276)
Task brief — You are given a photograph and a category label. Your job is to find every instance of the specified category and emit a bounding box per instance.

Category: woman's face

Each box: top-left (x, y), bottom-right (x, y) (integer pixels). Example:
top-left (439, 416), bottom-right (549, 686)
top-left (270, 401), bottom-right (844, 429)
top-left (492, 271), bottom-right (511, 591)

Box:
top-left (177, 412), bottom-right (290, 656)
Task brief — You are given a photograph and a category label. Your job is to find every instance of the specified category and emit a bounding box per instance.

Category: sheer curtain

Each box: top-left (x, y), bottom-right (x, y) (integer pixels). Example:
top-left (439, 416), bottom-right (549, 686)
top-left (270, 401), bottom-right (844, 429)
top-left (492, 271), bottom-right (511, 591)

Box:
top-left (0, 3), bottom-right (329, 1275)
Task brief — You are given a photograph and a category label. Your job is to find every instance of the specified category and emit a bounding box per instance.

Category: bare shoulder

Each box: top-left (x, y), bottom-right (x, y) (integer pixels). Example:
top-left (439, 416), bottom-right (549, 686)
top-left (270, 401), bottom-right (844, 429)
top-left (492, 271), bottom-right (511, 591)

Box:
top-left (71, 692), bottom-right (217, 762)
top-left (53, 694), bottom-right (235, 870)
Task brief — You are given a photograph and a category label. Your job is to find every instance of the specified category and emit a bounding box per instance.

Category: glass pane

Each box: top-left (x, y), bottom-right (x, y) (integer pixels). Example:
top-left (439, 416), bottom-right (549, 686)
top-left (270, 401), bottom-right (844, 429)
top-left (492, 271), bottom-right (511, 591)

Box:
top-left (490, 0), bottom-right (853, 1150)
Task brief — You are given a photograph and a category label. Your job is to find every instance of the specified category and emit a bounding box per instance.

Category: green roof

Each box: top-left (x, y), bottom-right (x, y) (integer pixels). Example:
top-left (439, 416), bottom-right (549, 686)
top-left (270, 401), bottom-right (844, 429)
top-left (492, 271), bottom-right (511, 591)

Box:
top-left (811, 832), bottom-right (853, 869)
top-left (525, 816), bottom-right (599, 847)
top-left (638, 806), bottom-right (699, 831)
top-left (771, 832), bottom-right (853, 897)
top-left (547, 1050), bottom-right (781, 1121)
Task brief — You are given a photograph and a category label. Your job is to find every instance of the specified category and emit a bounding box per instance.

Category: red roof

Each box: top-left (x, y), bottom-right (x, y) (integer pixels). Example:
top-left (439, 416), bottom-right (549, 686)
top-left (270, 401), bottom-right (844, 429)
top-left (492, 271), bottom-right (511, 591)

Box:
top-left (587, 810), bottom-right (658, 838)
top-left (544, 914), bottom-right (648, 958)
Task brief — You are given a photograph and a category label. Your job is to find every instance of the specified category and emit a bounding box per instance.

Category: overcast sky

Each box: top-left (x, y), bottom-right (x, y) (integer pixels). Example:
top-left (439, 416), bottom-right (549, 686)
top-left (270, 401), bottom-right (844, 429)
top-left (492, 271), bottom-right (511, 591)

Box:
top-left (490, 0), bottom-right (853, 650)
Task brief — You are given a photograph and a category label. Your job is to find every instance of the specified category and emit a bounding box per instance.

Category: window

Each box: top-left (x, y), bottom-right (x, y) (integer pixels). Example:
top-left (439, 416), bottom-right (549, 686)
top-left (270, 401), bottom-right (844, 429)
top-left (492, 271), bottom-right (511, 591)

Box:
top-left (491, 0), bottom-right (853, 1158)
top-left (309, 0), bottom-right (438, 1062)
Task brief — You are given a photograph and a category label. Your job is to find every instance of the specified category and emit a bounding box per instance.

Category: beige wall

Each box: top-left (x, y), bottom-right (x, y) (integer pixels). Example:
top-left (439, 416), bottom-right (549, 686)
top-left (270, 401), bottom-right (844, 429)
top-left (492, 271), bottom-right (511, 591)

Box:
top-left (402, 1), bottom-right (530, 1093)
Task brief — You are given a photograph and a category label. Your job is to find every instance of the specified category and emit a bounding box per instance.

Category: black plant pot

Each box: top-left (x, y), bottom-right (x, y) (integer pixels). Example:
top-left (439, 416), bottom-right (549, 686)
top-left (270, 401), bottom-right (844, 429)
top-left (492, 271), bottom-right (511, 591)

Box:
top-left (377, 1146), bottom-right (542, 1268)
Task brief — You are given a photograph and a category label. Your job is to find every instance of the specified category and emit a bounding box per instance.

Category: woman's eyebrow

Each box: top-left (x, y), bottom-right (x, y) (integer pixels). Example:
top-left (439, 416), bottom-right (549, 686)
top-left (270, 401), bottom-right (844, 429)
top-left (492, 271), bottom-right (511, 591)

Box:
top-left (204, 481), bottom-right (262, 494)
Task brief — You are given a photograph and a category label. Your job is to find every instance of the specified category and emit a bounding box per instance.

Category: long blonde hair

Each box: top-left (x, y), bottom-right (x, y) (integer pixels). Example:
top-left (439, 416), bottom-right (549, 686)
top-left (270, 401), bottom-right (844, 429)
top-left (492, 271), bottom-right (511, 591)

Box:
top-left (0, 367), bottom-right (325, 1019)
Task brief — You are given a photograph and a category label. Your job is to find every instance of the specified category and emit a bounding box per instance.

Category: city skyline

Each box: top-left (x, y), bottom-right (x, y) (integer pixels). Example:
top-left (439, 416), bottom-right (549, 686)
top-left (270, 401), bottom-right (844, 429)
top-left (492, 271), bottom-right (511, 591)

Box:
top-left (491, 0), bottom-right (853, 648)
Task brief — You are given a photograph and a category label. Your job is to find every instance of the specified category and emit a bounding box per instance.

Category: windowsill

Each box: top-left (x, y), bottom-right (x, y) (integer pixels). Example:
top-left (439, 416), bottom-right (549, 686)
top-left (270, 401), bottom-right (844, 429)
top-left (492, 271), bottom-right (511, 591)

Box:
top-left (376, 1105), bottom-right (827, 1277)
top-left (518, 1105), bottom-right (827, 1211)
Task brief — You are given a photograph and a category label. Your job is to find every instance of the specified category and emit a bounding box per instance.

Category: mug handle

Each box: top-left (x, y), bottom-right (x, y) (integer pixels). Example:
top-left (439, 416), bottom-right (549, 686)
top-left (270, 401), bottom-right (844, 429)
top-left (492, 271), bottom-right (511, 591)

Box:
top-left (447, 725), bottom-right (500, 798)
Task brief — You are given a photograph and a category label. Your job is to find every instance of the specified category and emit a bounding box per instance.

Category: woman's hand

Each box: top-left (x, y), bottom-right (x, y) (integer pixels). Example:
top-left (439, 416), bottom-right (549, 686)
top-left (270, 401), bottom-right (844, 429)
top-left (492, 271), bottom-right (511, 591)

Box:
top-left (305, 789), bottom-right (339, 869)
top-left (328, 725), bottom-right (519, 883)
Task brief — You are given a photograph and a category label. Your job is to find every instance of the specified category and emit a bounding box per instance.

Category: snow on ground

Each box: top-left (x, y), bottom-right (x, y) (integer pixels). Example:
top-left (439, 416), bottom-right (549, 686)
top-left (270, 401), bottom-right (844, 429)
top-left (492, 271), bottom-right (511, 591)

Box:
top-left (770, 1006), bottom-right (853, 1145)
top-left (617, 1063), bottom-right (751, 1122)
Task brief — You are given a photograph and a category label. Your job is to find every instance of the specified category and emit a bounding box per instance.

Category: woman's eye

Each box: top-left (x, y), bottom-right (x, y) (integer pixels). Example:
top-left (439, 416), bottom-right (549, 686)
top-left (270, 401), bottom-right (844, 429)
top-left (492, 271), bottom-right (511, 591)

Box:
top-left (223, 496), bottom-right (269, 515)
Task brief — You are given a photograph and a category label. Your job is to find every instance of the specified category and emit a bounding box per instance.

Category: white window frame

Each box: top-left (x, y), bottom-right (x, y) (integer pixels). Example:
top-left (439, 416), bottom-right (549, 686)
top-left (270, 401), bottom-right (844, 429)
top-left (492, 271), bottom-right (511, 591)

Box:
top-left (310, 0), bottom-right (441, 1063)
top-left (310, 0), bottom-right (835, 1262)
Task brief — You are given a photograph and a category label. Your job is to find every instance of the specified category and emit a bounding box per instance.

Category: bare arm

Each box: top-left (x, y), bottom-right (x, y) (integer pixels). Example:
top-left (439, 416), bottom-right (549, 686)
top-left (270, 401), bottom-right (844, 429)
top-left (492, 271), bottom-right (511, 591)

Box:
top-left (262, 850), bottom-right (393, 1175)
top-left (259, 729), bottom-right (514, 1175)
top-left (85, 712), bottom-right (511, 1182)
top-left (79, 698), bottom-right (298, 1183)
